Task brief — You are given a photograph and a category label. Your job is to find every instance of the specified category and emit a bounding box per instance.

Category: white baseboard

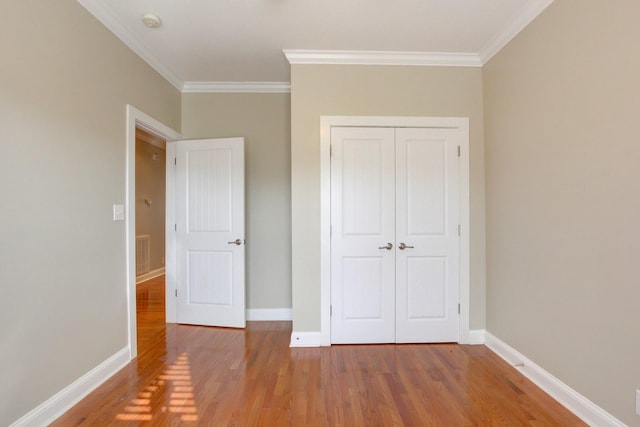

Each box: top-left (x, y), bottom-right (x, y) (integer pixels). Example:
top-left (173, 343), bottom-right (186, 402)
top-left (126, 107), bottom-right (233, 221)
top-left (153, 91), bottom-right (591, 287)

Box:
top-left (10, 347), bottom-right (129, 427)
top-left (136, 267), bottom-right (165, 284)
top-left (290, 331), bottom-right (322, 347)
top-left (484, 332), bottom-right (625, 427)
top-left (246, 308), bottom-right (292, 321)
top-left (467, 329), bottom-right (486, 345)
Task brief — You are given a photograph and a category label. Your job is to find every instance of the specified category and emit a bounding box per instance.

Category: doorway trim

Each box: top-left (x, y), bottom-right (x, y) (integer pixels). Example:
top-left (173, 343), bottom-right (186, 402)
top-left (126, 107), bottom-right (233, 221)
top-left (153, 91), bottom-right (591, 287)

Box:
top-left (126, 105), bottom-right (181, 359)
top-left (319, 116), bottom-right (470, 346)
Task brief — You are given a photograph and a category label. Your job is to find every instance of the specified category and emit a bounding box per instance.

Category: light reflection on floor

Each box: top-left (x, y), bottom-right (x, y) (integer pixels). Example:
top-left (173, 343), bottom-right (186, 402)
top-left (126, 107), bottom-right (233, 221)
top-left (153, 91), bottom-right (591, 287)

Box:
top-left (115, 352), bottom-right (198, 422)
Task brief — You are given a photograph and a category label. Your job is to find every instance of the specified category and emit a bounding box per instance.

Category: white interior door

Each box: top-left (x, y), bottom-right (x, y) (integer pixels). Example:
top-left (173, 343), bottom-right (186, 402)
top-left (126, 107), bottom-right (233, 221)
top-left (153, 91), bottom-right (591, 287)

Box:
top-left (331, 127), bottom-right (460, 344)
top-left (330, 127), bottom-right (396, 344)
top-left (395, 128), bottom-right (459, 343)
top-left (175, 138), bottom-right (245, 328)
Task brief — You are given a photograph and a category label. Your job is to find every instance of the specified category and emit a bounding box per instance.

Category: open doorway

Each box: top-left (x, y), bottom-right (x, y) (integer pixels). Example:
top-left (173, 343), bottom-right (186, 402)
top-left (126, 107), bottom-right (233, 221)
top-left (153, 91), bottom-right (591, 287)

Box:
top-left (135, 128), bottom-right (167, 354)
top-left (126, 105), bottom-right (182, 359)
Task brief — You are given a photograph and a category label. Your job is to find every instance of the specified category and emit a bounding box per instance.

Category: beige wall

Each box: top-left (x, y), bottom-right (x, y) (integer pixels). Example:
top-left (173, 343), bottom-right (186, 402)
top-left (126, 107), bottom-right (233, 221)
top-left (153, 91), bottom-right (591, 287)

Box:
top-left (181, 93), bottom-right (292, 310)
top-left (0, 1), bottom-right (180, 425)
top-left (135, 136), bottom-right (166, 272)
top-left (290, 65), bottom-right (486, 331)
top-left (483, 0), bottom-right (640, 424)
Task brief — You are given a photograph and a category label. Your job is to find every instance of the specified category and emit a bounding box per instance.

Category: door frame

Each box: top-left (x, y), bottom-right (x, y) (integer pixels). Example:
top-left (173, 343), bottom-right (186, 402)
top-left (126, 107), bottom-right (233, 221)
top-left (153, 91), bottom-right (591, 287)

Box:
top-left (125, 105), bottom-right (182, 359)
top-left (319, 116), bottom-right (470, 346)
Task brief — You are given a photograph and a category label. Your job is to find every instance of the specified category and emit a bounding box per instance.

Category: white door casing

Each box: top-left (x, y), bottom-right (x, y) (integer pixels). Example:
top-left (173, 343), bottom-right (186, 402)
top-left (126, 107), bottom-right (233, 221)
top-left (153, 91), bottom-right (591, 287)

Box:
top-left (330, 126), bottom-right (461, 344)
top-left (175, 138), bottom-right (245, 328)
top-left (330, 127), bottom-right (396, 344)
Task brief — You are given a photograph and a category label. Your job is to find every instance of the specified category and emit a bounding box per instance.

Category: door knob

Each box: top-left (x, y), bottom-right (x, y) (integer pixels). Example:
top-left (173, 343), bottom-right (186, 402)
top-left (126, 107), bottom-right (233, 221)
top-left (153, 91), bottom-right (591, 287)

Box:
top-left (227, 238), bottom-right (243, 245)
top-left (378, 243), bottom-right (393, 250)
top-left (398, 243), bottom-right (414, 250)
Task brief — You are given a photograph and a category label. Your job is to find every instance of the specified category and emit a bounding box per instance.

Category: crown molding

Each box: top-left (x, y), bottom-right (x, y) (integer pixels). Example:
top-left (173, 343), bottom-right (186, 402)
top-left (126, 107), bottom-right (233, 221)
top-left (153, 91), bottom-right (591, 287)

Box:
top-left (283, 50), bottom-right (482, 67)
top-left (479, 0), bottom-right (555, 64)
top-left (182, 82), bottom-right (291, 93)
top-left (76, 0), bottom-right (183, 91)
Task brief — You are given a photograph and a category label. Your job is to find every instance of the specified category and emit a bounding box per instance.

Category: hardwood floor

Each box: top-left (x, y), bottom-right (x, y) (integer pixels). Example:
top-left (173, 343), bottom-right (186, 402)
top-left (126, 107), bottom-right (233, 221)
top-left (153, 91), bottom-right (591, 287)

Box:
top-left (52, 276), bottom-right (585, 426)
top-left (135, 275), bottom-right (167, 353)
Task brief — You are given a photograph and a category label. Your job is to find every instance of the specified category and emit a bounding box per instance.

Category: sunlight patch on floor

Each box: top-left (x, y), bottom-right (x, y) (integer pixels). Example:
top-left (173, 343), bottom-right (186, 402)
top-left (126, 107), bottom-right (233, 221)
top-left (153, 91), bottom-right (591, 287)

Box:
top-left (115, 352), bottom-right (198, 422)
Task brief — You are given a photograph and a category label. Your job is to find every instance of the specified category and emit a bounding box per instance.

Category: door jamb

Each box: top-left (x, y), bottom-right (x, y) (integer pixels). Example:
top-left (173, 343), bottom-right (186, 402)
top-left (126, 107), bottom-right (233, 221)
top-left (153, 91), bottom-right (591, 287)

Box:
top-left (319, 116), bottom-right (470, 346)
top-left (126, 105), bottom-right (181, 359)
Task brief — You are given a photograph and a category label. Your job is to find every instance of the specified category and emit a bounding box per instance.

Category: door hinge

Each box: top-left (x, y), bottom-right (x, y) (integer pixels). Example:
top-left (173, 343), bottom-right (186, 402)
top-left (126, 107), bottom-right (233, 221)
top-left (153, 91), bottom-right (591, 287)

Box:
top-left (458, 303), bottom-right (460, 314)
top-left (457, 146), bottom-right (461, 157)
top-left (330, 225), bottom-right (332, 237)
top-left (457, 224), bottom-right (461, 236)
top-left (174, 157), bottom-right (177, 166)
top-left (175, 289), bottom-right (178, 298)
top-left (330, 305), bottom-right (332, 316)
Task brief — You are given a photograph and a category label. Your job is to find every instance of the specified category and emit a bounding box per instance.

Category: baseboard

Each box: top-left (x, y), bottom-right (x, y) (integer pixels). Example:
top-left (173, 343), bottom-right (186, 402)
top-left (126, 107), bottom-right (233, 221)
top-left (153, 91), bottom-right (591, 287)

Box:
top-left (290, 331), bottom-right (322, 347)
top-left (484, 332), bottom-right (625, 427)
top-left (467, 329), bottom-right (486, 345)
top-left (136, 267), bottom-right (165, 284)
top-left (246, 308), bottom-right (292, 321)
top-left (10, 347), bottom-right (130, 427)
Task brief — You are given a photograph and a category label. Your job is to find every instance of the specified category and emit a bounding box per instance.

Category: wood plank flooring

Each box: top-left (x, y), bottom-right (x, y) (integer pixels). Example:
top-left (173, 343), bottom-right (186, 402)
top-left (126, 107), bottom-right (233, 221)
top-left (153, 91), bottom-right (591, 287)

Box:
top-left (52, 276), bottom-right (585, 426)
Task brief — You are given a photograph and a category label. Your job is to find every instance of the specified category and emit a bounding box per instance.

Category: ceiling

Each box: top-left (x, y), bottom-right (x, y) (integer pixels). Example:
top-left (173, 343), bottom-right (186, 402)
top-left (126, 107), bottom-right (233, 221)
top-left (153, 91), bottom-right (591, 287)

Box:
top-left (77, 0), bottom-right (553, 91)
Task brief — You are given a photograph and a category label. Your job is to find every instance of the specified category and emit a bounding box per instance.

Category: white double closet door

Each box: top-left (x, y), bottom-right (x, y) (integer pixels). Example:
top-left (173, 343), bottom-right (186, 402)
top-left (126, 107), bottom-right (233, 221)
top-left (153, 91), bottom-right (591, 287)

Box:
top-left (331, 127), bottom-right (460, 344)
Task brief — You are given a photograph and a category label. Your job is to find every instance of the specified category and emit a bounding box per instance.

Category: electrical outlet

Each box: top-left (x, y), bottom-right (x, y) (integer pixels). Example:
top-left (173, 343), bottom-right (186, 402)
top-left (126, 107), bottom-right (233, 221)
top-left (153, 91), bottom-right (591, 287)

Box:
top-left (636, 389), bottom-right (640, 416)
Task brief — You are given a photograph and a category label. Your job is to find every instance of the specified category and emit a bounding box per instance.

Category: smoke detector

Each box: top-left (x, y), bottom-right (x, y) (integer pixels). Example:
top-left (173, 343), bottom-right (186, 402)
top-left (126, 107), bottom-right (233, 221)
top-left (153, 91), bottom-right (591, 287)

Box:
top-left (141, 14), bottom-right (161, 29)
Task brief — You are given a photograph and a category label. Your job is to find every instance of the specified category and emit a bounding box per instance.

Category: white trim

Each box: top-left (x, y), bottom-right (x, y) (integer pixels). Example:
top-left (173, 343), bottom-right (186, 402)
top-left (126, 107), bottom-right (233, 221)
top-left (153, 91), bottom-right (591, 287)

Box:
top-left (319, 116), bottom-right (470, 346)
top-left (182, 81), bottom-right (291, 93)
top-left (135, 267), bottom-right (166, 284)
top-left (246, 308), bottom-right (292, 321)
top-left (165, 141), bottom-right (177, 324)
top-left (10, 348), bottom-right (129, 427)
top-left (136, 130), bottom-right (166, 150)
top-left (468, 329), bottom-right (486, 345)
top-left (126, 105), bottom-right (182, 358)
top-left (290, 331), bottom-right (322, 347)
top-left (478, 0), bottom-right (555, 64)
top-left (76, 1), bottom-right (183, 91)
top-left (484, 332), bottom-right (626, 427)
top-left (284, 50), bottom-right (482, 67)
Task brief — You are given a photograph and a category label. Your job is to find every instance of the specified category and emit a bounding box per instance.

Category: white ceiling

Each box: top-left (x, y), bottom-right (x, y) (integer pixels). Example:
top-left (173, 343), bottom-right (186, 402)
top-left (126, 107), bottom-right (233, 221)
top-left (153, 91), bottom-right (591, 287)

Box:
top-left (77, 0), bottom-right (553, 91)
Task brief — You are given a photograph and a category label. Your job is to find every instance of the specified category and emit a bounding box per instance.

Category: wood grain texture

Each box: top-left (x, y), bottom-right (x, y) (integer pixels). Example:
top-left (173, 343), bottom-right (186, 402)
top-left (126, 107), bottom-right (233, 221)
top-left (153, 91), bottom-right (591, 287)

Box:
top-left (52, 276), bottom-right (585, 426)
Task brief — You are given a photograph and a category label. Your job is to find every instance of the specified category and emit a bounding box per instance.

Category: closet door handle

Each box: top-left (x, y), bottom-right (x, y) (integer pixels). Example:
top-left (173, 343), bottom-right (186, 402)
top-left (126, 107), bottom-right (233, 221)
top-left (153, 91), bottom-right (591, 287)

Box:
top-left (398, 243), bottom-right (414, 250)
top-left (227, 239), bottom-right (243, 245)
top-left (378, 243), bottom-right (393, 250)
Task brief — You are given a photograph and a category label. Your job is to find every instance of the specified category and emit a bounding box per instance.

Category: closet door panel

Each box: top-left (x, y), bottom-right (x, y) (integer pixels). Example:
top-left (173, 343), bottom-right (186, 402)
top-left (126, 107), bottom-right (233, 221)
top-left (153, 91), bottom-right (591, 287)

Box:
top-left (330, 127), bottom-right (396, 344)
top-left (395, 128), bottom-right (460, 343)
